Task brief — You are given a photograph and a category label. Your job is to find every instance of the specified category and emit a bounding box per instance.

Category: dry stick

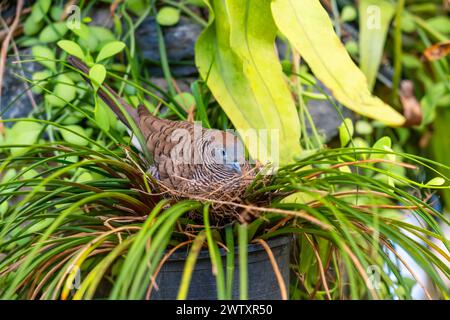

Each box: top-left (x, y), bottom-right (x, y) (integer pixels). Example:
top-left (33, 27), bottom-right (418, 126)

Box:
top-left (41, 251), bottom-right (79, 300)
top-left (267, 189), bottom-right (396, 232)
top-left (28, 245), bottom-right (85, 299)
top-left (0, 24), bottom-right (22, 42)
top-left (0, 0), bottom-right (23, 101)
top-left (304, 158), bottom-right (417, 180)
top-left (254, 239), bottom-right (288, 300)
top-left (0, 238), bottom-right (76, 276)
top-left (0, 18), bottom-right (37, 110)
top-left (180, 192), bottom-right (331, 230)
top-left (341, 243), bottom-right (380, 300)
top-left (145, 240), bottom-right (193, 299)
top-left (60, 0), bottom-right (77, 21)
top-left (110, 0), bottom-right (122, 15)
top-left (266, 216), bottom-right (292, 234)
top-left (382, 239), bottom-right (433, 300)
top-left (56, 226), bottom-right (142, 299)
top-left (351, 204), bottom-right (423, 210)
top-left (0, 7), bottom-right (31, 41)
top-left (304, 234), bottom-right (332, 300)
top-left (310, 247), bottom-right (333, 299)
top-left (154, 178), bottom-right (331, 230)
top-left (32, 248), bottom-right (112, 300)
top-left (172, 78), bottom-right (195, 122)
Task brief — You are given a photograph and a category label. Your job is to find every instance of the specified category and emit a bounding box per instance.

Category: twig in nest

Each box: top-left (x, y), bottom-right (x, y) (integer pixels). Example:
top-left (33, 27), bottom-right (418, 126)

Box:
top-left (161, 182), bottom-right (332, 230)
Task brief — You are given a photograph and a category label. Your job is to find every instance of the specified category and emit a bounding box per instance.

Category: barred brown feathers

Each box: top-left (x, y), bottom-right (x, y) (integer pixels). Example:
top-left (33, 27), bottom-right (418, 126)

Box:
top-left (67, 56), bottom-right (253, 195)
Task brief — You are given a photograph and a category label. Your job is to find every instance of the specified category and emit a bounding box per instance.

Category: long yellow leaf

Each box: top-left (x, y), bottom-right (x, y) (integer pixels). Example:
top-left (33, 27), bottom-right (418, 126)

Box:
top-left (196, 0), bottom-right (301, 166)
top-left (271, 0), bottom-right (405, 126)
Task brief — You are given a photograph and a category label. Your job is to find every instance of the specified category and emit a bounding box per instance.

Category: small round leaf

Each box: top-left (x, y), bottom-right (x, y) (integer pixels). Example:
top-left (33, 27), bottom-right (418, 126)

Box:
top-left (156, 7), bottom-right (180, 26)
top-left (96, 41), bottom-right (126, 63)
top-left (57, 40), bottom-right (85, 61)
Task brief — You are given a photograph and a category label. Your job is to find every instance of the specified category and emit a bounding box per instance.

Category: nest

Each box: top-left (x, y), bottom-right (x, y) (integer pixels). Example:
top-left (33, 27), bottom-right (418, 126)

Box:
top-left (123, 149), bottom-right (274, 225)
top-left (152, 167), bottom-right (272, 225)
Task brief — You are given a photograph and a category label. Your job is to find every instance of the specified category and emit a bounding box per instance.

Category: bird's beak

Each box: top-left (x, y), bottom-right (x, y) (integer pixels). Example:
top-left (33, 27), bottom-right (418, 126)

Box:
top-left (229, 162), bottom-right (242, 175)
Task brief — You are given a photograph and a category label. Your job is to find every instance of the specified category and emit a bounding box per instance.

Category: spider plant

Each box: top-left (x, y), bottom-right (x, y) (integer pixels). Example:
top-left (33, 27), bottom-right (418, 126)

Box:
top-left (0, 0), bottom-right (449, 301)
top-left (0, 123), bottom-right (449, 299)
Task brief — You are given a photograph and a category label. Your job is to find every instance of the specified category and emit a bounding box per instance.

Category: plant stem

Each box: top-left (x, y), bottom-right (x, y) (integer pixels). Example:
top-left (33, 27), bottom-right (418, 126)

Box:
top-left (392, 0), bottom-right (405, 103)
top-left (238, 223), bottom-right (248, 300)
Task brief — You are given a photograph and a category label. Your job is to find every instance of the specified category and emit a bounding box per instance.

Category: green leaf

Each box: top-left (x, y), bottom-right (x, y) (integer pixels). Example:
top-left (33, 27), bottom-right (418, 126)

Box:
top-left (370, 136), bottom-right (392, 160)
top-left (30, 0), bottom-right (52, 23)
top-left (355, 120), bottom-right (373, 135)
top-left (31, 70), bottom-right (52, 94)
top-left (430, 108), bottom-right (450, 207)
top-left (92, 27), bottom-right (116, 46)
top-left (345, 41), bottom-right (359, 57)
top-left (47, 74), bottom-right (76, 107)
top-left (5, 122), bottom-right (43, 156)
top-left (25, 218), bottom-right (55, 235)
top-left (89, 64), bottom-right (106, 91)
top-left (427, 16), bottom-right (450, 35)
top-left (95, 101), bottom-right (111, 132)
top-left (90, 64), bottom-right (109, 131)
top-left (57, 40), bottom-right (85, 61)
top-left (96, 41), bottom-right (126, 63)
top-left (174, 92), bottom-right (196, 110)
top-left (187, 0), bottom-right (207, 7)
top-left (359, 0), bottom-right (395, 90)
top-left (281, 192), bottom-right (315, 204)
top-left (156, 7), bottom-right (180, 26)
top-left (0, 201), bottom-right (8, 215)
top-left (76, 171), bottom-right (94, 183)
top-left (126, 0), bottom-right (148, 16)
top-left (339, 118), bottom-right (354, 147)
top-left (71, 24), bottom-right (110, 52)
top-left (69, 23), bottom-right (91, 40)
top-left (24, 16), bottom-right (44, 36)
top-left (271, 0), bottom-right (405, 126)
top-left (31, 45), bottom-right (56, 72)
top-left (50, 6), bottom-right (63, 21)
top-left (39, 22), bottom-right (68, 43)
top-left (54, 74), bottom-right (76, 102)
top-left (372, 136), bottom-right (391, 150)
top-left (401, 13), bottom-right (416, 33)
top-left (341, 5), bottom-right (357, 22)
top-left (196, 0), bottom-right (301, 166)
top-left (60, 125), bottom-right (90, 146)
top-left (425, 177), bottom-right (446, 187)
top-left (1, 169), bottom-right (16, 184)
top-left (402, 54), bottom-right (422, 69)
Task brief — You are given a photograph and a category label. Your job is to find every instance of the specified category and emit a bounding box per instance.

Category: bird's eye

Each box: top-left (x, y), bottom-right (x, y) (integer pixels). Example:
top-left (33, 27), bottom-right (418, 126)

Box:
top-left (213, 148), bottom-right (226, 157)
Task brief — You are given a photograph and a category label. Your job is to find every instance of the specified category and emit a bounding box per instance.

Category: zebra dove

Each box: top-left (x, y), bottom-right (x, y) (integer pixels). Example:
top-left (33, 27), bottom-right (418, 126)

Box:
top-left (67, 56), bottom-right (252, 195)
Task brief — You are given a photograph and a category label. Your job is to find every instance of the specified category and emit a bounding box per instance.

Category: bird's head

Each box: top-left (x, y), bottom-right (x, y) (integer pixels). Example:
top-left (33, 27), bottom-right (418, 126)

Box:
top-left (205, 130), bottom-right (246, 176)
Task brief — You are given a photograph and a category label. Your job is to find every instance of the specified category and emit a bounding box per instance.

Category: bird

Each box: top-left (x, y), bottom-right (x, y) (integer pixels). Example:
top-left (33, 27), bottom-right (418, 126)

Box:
top-left (67, 56), bottom-right (253, 196)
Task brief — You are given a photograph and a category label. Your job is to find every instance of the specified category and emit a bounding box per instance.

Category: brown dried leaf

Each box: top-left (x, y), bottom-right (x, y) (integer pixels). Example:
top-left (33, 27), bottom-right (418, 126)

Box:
top-left (423, 41), bottom-right (450, 61)
top-left (400, 80), bottom-right (423, 127)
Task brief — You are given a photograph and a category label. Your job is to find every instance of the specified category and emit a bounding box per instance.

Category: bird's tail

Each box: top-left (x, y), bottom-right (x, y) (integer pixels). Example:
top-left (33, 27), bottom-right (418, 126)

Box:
top-left (67, 55), bottom-right (140, 128)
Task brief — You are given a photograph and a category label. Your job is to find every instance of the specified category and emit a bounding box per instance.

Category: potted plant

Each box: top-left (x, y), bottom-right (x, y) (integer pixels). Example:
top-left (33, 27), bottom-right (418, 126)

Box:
top-left (0, 0), bottom-right (449, 300)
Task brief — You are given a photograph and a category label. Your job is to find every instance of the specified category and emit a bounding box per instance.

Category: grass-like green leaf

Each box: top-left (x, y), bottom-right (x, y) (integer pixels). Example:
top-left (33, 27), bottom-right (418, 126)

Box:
top-left (359, 0), bottom-right (395, 90)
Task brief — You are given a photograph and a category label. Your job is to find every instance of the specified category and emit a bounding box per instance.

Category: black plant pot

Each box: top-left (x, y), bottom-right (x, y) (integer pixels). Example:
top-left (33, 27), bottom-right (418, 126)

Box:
top-left (151, 236), bottom-right (291, 300)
